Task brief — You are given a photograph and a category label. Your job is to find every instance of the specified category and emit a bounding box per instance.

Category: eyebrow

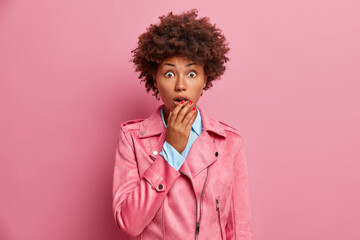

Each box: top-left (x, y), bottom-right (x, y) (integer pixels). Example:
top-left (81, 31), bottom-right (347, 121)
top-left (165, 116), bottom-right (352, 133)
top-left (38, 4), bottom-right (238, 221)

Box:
top-left (163, 63), bottom-right (196, 67)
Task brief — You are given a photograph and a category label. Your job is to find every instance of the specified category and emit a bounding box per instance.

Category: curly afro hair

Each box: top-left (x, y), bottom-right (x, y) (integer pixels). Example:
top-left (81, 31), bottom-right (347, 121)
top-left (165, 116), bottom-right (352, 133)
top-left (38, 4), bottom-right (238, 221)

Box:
top-left (131, 9), bottom-right (230, 100)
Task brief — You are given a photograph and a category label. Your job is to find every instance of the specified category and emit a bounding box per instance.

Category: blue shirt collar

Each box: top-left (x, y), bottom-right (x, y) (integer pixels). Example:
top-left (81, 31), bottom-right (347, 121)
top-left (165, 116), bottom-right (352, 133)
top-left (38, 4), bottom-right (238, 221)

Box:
top-left (160, 106), bottom-right (202, 136)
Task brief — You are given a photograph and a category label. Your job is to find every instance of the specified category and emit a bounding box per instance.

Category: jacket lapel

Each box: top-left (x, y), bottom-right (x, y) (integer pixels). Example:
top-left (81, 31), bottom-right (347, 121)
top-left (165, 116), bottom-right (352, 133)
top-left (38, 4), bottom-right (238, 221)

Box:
top-left (179, 130), bottom-right (216, 179)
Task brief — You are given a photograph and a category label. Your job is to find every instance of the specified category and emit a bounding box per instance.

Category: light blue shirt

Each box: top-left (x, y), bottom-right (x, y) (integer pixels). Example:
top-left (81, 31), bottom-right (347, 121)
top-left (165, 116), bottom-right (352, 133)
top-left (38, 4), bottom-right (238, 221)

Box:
top-left (159, 106), bottom-right (202, 171)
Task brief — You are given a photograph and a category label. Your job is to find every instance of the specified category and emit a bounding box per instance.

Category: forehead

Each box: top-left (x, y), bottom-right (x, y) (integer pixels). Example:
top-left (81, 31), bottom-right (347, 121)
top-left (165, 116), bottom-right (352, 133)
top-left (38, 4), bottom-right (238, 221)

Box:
top-left (159, 55), bottom-right (202, 68)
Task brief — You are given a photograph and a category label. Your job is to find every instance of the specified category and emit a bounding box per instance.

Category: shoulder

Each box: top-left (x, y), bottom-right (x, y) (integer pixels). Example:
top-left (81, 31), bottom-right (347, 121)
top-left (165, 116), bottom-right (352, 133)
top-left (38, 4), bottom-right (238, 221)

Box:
top-left (120, 118), bottom-right (144, 132)
top-left (218, 120), bottom-right (243, 139)
top-left (218, 120), bottom-right (247, 153)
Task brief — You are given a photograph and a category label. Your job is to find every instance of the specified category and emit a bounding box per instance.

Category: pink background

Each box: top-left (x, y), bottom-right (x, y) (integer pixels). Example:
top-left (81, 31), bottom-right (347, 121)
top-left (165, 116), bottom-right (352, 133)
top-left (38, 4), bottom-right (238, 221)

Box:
top-left (1, 0), bottom-right (359, 239)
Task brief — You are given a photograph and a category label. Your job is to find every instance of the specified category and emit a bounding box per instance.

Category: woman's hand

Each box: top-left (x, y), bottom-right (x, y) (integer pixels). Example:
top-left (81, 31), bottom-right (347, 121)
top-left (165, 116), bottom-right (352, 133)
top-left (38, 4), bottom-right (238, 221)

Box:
top-left (165, 100), bottom-right (197, 154)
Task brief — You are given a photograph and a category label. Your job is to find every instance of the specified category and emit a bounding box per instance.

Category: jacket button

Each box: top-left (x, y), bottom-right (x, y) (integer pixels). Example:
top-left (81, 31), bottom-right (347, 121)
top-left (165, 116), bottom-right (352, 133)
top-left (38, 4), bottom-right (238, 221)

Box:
top-left (153, 151), bottom-right (158, 155)
top-left (215, 152), bottom-right (218, 157)
top-left (141, 131), bottom-right (145, 135)
top-left (158, 184), bottom-right (163, 190)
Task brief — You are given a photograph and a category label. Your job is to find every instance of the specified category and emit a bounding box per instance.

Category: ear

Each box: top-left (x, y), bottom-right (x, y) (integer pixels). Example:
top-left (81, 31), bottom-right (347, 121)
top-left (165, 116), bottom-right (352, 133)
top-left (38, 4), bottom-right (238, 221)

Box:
top-left (203, 75), bottom-right (208, 88)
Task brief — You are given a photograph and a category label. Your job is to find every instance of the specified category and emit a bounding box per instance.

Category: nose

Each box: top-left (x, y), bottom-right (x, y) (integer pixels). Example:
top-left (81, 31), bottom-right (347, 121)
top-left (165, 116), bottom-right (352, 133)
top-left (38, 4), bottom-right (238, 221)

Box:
top-left (175, 75), bottom-right (187, 91)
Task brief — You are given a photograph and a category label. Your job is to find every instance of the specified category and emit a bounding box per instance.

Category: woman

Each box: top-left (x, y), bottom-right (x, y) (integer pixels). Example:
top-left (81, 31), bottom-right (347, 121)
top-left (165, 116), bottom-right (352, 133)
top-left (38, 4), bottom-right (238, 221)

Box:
top-left (112, 9), bottom-right (253, 240)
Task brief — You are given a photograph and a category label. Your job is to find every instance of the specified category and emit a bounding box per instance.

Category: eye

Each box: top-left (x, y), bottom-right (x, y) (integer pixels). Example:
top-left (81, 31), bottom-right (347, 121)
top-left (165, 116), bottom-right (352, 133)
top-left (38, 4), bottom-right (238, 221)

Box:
top-left (188, 71), bottom-right (197, 77)
top-left (164, 71), bottom-right (174, 78)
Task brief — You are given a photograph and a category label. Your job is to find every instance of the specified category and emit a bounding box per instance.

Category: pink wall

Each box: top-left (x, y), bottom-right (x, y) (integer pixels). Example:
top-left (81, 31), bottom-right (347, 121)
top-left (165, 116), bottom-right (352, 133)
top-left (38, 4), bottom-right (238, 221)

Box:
top-left (1, 0), bottom-right (359, 239)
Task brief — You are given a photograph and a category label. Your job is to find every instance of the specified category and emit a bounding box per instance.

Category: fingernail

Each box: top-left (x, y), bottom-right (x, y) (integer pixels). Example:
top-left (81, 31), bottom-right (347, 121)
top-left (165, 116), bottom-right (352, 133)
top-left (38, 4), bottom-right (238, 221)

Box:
top-left (192, 108), bottom-right (196, 111)
top-left (189, 101), bottom-right (193, 105)
top-left (181, 100), bottom-right (185, 104)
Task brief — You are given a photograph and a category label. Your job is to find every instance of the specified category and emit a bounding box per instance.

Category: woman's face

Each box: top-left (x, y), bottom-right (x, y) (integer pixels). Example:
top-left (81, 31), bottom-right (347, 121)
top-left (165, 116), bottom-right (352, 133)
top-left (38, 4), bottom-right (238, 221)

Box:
top-left (154, 55), bottom-right (207, 118)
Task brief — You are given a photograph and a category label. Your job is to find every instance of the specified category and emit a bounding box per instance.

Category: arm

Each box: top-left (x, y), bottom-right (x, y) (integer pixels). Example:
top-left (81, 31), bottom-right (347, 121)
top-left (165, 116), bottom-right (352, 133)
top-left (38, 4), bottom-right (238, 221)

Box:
top-left (112, 101), bottom-right (196, 237)
top-left (226, 136), bottom-right (254, 240)
top-left (112, 128), bottom-right (181, 237)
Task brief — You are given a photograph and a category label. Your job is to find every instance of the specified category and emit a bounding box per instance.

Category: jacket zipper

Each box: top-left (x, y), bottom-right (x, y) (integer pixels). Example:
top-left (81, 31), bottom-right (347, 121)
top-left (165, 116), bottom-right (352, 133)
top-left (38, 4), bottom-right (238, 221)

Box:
top-left (216, 198), bottom-right (224, 240)
top-left (180, 167), bottom-right (209, 240)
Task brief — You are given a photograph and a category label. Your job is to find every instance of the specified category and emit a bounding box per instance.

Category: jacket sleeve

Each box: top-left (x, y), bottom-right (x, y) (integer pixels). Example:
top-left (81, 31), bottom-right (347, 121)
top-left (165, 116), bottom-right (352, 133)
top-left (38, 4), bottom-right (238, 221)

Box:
top-left (112, 127), bottom-right (181, 237)
top-left (226, 136), bottom-right (254, 240)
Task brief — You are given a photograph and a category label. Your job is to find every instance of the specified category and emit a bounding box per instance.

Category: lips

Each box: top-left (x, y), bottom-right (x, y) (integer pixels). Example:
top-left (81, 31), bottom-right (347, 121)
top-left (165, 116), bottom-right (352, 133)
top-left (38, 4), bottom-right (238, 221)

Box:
top-left (174, 95), bottom-right (189, 102)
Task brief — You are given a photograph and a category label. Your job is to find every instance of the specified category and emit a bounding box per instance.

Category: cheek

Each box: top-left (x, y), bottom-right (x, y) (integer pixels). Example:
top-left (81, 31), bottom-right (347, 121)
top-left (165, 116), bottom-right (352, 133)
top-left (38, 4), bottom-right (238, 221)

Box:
top-left (158, 87), bottom-right (171, 100)
top-left (156, 83), bottom-right (166, 94)
top-left (195, 84), bottom-right (204, 94)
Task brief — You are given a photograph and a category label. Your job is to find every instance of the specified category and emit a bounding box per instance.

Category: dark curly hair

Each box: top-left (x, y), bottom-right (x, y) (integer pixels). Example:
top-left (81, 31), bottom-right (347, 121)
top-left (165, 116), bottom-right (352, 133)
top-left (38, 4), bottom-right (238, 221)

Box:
top-left (131, 9), bottom-right (230, 100)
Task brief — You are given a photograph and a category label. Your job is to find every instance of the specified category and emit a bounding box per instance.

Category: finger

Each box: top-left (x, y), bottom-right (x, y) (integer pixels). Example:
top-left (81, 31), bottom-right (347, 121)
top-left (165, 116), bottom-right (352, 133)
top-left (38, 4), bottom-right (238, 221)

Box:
top-left (182, 106), bottom-right (196, 126)
top-left (184, 108), bottom-right (197, 131)
top-left (169, 100), bottom-right (188, 126)
top-left (174, 101), bottom-right (194, 124)
top-left (168, 100), bottom-right (187, 126)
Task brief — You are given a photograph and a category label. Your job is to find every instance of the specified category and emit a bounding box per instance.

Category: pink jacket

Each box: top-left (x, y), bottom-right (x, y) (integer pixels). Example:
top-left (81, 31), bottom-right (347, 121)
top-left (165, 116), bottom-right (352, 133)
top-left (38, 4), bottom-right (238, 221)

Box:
top-left (112, 105), bottom-right (253, 240)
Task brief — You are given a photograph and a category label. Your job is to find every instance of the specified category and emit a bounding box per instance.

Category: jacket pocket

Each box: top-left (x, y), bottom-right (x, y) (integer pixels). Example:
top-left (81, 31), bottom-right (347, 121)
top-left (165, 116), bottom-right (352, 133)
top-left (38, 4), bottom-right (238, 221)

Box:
top-left (216, 198), bottom-right (224, 240)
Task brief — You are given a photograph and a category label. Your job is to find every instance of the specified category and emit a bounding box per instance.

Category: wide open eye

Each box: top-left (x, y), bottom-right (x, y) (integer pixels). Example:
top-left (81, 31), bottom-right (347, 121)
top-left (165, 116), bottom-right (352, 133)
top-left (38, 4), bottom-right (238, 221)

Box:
top-left (188, 71), bottom-right (197, 77)
top-left (165, 71), bottom-right (175, 78)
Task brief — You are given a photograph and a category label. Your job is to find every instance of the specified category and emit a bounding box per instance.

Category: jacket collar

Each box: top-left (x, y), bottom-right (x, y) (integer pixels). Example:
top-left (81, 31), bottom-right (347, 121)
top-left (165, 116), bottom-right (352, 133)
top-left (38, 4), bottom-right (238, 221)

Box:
top-left (138, 104), bottom-right (226, 139)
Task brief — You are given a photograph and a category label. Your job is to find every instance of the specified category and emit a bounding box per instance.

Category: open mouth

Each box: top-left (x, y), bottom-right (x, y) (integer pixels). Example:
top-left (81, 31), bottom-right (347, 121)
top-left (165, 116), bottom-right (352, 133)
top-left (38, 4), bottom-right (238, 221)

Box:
top-left (174, 97), bottom-right (188, 102)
